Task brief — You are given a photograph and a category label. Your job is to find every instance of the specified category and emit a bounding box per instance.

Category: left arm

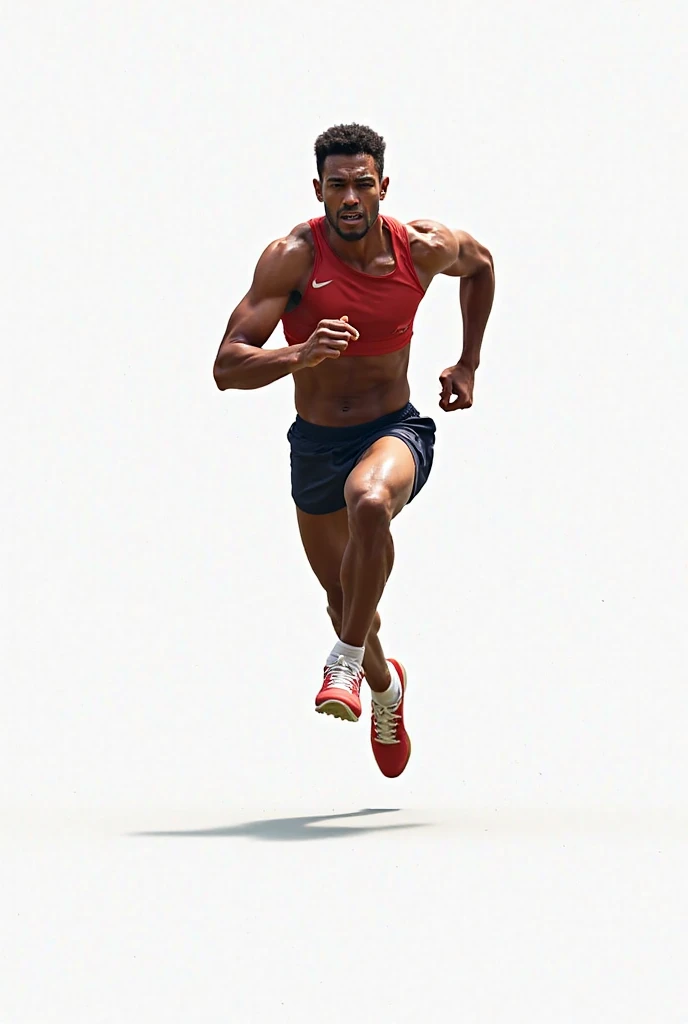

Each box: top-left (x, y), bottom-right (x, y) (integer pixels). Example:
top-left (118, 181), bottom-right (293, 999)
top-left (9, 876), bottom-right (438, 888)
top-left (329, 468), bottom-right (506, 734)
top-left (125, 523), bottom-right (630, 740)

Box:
top-left (439, 229), bottom-right (495, 411)
top-left (441, 230), bottom-right (495, 372)
top-left (408, 221), bottom-right (495, 411)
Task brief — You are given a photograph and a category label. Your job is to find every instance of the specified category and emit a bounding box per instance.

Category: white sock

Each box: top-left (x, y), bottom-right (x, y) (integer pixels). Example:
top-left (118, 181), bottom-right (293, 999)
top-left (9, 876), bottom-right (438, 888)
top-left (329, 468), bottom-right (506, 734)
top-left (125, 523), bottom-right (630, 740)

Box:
top-left (326, 639), bottom-right (365, 668)
top-left (372, 661), bottom-right (402, 707)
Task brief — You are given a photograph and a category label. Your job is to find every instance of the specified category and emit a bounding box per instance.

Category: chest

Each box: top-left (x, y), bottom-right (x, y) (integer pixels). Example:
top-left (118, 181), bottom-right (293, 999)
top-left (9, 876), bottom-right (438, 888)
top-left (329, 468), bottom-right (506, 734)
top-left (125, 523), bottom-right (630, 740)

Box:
top-left (289, 270), bottom-right (421, 335)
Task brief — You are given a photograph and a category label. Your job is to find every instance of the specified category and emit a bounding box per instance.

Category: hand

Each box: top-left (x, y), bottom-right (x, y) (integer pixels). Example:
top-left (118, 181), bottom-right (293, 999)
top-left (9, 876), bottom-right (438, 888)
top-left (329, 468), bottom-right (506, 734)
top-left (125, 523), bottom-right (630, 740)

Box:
top-left (297, 315), bottom-right (359, 369)
top-left (439, 362), bottom-right (475, 411)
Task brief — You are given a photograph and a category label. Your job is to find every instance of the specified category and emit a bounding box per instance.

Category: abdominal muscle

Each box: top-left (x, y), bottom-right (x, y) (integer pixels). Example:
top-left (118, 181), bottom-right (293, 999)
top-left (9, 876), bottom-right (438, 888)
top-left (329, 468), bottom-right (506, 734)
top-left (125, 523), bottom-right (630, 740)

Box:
top-left (292, 345), bottom-right (412, 426)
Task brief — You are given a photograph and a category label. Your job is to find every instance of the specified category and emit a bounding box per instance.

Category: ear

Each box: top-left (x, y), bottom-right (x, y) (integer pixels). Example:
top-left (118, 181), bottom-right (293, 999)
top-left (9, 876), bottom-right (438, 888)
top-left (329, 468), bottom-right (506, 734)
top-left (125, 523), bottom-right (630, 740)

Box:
top-left (313, 178), bottom-right (324, 203)
top-left (380, 175), bottom-right (390, 200)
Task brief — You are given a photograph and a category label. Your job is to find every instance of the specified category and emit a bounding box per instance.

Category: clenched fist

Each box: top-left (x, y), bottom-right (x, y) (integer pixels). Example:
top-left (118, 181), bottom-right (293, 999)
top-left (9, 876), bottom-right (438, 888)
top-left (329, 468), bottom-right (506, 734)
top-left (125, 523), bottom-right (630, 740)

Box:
top-left (439, 363), bottom-right (475, 411)
top-left (296, 316), bottom-right (360, 369)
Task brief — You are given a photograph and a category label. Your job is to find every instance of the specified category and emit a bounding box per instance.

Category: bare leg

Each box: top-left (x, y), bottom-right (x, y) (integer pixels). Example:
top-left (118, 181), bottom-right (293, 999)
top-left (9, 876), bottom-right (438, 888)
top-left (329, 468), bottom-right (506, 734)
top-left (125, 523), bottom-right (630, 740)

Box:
top-left (338, 437), bottom-right (416, 689)
top-left (296, 506), bottom-right (391, 691)
top-left (339, 528), bottom-right (394, 651)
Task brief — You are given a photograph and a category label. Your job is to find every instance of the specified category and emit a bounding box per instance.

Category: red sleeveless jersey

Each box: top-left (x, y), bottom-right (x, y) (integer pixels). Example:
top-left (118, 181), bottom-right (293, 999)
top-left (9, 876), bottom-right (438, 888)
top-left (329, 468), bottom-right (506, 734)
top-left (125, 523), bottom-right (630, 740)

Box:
top-left (281, 215), bottom-right (426, 357)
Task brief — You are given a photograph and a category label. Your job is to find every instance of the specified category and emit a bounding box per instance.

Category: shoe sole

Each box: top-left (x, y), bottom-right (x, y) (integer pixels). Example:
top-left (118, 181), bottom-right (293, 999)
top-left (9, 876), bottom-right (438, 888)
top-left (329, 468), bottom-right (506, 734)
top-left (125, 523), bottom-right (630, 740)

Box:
top-left (316, 699), bottom-right (360, 723)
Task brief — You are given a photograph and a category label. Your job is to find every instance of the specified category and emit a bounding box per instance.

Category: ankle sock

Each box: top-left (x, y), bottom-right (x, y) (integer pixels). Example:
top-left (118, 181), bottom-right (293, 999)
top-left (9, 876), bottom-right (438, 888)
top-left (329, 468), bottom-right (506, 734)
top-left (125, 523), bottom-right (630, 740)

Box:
top-left (326, 639), bottom-right (365, 668)
top-left (372, 661), bottom-right (402, 707)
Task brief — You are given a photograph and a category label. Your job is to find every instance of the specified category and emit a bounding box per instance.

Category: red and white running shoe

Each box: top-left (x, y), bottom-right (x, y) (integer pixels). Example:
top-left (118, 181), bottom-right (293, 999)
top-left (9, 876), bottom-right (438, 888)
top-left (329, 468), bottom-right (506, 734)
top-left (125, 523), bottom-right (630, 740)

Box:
top-left (315, 656), bottom-right (364, 722)
top-left (370, 659), bottom-right (411, 777)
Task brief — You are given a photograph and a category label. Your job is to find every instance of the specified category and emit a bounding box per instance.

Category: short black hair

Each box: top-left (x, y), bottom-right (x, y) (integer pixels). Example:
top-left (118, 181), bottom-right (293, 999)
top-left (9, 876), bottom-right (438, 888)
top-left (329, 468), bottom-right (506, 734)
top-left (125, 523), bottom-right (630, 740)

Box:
top-left (314, 123), bottom-right (386, 181)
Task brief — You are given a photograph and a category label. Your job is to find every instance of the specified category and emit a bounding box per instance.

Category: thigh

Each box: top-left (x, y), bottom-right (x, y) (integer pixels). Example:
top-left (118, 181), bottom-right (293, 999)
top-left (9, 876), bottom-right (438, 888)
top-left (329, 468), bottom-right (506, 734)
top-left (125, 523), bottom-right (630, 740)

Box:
top-left (344, 435), bottom-right (417, 519)
top-left (296, 505), bottom-right (350, 595)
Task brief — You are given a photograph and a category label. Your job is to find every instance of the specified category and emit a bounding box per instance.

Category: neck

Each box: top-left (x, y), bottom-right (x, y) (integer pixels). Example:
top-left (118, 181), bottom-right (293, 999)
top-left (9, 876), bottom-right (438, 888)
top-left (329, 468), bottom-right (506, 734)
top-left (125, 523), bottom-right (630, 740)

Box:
top-left (322, 214), bottom-right (388, 267)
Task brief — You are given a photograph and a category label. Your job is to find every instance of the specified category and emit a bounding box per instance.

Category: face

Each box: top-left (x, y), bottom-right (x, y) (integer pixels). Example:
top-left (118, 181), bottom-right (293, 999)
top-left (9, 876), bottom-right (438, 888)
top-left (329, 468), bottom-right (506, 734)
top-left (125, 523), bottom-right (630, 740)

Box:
top-left (314, 153), bottom-right (390, 242)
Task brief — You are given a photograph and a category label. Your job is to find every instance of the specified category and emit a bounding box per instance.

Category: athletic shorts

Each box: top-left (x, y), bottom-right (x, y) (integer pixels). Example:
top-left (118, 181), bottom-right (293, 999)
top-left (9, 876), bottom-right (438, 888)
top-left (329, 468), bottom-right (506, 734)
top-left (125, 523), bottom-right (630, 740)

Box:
top-left (287, 401), bottom-right (436, 515)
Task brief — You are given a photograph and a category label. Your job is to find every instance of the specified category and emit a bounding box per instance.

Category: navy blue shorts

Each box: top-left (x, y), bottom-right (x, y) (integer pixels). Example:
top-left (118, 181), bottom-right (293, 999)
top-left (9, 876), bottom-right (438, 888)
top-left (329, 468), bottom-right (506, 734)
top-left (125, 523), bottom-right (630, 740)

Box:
top-left (287, 402), bottom-right (436, 515)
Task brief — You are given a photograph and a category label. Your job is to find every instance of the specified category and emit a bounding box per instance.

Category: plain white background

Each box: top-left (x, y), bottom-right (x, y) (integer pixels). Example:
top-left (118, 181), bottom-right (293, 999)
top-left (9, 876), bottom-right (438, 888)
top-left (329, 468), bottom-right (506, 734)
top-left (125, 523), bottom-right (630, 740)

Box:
top-left (2, 1), bottom-right (687, 1020)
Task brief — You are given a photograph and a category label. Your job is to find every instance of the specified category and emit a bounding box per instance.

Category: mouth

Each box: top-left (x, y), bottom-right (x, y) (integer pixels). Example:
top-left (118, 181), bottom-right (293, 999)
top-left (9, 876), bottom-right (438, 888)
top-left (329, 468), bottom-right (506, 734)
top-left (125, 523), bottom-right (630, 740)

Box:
top-left (339, 212), bottom-right (364, 224)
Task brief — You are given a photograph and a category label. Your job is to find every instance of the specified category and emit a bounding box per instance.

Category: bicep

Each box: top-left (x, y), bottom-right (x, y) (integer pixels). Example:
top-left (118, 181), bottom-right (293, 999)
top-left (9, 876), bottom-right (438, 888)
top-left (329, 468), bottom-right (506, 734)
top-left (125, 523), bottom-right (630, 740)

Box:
top-left (440, 229), bottom-right (493, 278)
top-left (220, 290), bottom-right (290, 353)
top-left (218, 236), bottom-right (308, 354)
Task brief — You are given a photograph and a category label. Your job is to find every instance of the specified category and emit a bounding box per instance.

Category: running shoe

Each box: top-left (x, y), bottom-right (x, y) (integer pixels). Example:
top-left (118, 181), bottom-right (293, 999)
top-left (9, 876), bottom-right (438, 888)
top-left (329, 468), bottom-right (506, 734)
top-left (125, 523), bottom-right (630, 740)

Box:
top-left (315, 655), bottom-right (364, 722)
top-left (370, 659), bottom-right (411, 777)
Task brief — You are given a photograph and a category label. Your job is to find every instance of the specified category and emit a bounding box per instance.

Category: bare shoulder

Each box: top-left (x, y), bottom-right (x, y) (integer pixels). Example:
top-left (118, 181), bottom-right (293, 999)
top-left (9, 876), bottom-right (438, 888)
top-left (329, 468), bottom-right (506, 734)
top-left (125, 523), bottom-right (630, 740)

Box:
top-left (251, 221), bottom-right (314, 291)
top-left (288, 220), bottom-right (315, 245)
top-left (405, 219), bottom-right (459, 275)
top-left (406, 220), bottom-right (493, 279)
top-left (264, 221), bottom-right (314, 265)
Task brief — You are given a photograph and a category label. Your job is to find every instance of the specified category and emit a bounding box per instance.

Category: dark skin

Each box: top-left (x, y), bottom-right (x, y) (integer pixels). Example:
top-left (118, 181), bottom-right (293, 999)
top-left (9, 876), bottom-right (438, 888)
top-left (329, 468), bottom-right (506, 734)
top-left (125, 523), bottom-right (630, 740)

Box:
top-left (214, 153), bottom-right (495, 690)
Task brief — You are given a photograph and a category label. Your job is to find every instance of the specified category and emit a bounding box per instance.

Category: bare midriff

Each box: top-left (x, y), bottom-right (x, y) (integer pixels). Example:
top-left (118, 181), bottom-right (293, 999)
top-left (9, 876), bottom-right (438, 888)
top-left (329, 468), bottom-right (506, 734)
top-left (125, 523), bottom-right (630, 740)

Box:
top-left (292, 346), bottom-right (412, 426)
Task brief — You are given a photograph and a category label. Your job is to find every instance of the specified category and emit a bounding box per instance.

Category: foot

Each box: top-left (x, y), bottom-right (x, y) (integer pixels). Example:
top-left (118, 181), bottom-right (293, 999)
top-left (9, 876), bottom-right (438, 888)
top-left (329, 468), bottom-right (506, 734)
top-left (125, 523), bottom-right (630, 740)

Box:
top-left (370, 659), bottom-right (411, 777)
top-left (315, 655), bottom-right (364, 722)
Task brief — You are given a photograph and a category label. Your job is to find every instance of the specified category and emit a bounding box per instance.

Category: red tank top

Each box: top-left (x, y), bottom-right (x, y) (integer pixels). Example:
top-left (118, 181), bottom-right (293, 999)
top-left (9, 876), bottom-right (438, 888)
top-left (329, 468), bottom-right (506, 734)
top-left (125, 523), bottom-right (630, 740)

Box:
top-left (281, 215), bottom-right (426, 357)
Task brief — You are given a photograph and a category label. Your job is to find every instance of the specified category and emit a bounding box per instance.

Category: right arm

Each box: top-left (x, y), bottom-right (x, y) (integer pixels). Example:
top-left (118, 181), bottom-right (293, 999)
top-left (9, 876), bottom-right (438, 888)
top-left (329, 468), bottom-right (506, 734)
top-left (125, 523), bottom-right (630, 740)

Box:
top-left (213, 232), bottom-right (358, 391)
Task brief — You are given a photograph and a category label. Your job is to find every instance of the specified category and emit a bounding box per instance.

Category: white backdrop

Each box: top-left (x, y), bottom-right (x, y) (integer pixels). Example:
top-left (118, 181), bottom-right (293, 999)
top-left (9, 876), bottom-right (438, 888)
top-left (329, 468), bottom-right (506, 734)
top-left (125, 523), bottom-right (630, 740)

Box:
top-left (3, 1), bottom-right (687, 1020)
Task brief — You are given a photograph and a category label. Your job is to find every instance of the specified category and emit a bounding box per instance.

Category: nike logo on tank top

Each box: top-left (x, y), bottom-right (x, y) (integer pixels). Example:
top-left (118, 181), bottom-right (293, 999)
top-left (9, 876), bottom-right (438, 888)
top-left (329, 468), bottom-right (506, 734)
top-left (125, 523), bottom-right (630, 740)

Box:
top-left (281, 216), bottom-right (427, 358)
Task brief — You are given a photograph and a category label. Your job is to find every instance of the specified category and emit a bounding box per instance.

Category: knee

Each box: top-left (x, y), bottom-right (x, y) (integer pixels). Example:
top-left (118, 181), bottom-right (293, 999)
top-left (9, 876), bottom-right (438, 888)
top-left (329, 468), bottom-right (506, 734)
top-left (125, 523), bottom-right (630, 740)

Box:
top-left (346, 489), bottom-right (392, 540)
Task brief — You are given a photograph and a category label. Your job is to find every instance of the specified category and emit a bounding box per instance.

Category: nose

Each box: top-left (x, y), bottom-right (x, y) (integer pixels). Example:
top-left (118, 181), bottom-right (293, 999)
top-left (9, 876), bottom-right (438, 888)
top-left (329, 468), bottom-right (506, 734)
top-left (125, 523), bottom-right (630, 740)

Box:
top-left (342, 188), bottom-right (358, 206)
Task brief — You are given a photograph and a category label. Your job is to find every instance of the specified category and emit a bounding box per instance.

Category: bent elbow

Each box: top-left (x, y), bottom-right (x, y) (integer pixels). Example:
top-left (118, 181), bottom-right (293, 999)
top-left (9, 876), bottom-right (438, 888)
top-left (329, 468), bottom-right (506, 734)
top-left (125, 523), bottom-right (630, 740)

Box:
top-left (213, 361), bottom-right (230, 391)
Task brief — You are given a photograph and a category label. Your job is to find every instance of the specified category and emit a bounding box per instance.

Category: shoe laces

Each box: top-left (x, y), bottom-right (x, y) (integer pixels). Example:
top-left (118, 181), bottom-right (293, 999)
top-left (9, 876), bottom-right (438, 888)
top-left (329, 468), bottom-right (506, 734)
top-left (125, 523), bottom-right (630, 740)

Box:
top-left (372, 700), bottom-right (402, 744)
top-left (325, 656), bottom-right (363, 695)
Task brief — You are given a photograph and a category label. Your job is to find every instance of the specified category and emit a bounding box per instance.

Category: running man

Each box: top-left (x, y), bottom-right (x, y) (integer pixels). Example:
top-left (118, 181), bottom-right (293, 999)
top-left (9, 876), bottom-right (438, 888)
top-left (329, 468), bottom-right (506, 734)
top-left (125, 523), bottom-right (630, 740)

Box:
top-left (214, 124), bottom-right (495, 778)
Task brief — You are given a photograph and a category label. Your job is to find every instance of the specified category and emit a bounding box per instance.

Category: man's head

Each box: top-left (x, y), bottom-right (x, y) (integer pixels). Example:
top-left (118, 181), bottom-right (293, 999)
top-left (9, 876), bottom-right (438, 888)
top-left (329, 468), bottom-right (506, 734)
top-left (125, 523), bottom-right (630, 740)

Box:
top-left (313, 123), bottom-right (390, 242)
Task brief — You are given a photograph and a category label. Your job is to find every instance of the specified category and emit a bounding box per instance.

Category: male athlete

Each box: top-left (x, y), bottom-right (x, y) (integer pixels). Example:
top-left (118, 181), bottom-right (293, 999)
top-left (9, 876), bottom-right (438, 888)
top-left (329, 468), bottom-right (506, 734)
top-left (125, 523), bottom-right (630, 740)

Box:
top-left (214, 124), bottom-right (494, 778)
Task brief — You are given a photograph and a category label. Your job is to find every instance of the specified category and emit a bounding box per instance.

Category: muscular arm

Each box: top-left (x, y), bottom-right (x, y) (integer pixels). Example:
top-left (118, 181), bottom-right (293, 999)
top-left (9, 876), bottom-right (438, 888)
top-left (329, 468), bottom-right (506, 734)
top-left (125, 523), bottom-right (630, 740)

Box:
top-left (409, 220), bottom-right (495, 372)
top-left (213, 231), bottom-right (311, 391)
top-left (441, 228), bottom-right (495, 372)
top-left (407, 219), bottom-right (494, 411)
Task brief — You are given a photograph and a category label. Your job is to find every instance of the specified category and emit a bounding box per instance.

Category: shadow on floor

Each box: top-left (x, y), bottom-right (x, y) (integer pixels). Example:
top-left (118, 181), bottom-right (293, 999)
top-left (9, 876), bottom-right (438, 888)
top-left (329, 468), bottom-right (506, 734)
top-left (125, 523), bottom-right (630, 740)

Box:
top-left (130, 807), bottom-right (428, 842)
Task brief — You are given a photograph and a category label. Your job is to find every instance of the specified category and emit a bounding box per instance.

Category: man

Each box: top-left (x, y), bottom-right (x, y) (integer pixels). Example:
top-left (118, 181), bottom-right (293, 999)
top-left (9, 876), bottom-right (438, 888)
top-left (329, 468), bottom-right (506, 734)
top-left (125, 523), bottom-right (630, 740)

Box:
top-left (214, 123), bottom-right (494, 778)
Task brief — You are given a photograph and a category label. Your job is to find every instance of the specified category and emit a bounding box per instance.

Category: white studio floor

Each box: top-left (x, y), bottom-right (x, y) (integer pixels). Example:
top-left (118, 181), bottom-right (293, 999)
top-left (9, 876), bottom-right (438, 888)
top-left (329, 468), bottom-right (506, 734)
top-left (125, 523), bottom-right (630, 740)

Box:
top-left (4, 737), bottom-right (688, 1021)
